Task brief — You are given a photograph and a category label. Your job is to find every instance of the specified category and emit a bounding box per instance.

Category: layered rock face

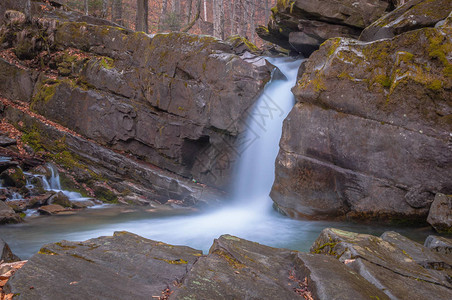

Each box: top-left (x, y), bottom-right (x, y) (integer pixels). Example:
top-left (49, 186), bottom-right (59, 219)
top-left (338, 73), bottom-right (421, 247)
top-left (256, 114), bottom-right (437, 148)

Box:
top-left (257, 0), bottom-right (392, 56)
top-left (271, 16), bottom-right (452, 221)
top-left (0, 1), bottom-right (271, 206)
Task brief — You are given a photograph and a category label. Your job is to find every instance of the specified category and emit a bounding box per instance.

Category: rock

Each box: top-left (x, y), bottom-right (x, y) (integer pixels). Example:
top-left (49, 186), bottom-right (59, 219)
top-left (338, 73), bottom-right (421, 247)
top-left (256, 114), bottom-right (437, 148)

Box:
top-left (360, 0), bottom-right (452, 41)
top-left (427, 194), bottom-right (452, 233)
top-left (272, 22), bottom-right (452, 221)
top-left (37, 204), bottom-right (71, 215)
top-left (69, 199), bottom-right (95, 209)
top-left (1, 238), bottom-right (20, 263)
top-left (47, 191), bottom-right (72, 208)
top-left (5, 199), bottom-right (27, 212)
top-left (294, 253), bottom-right (389, 300)
top-left (311, 228), bottom-right (452, 299)
top-left (425, 235), bottom-right (452, 255)
top-left (0, 200), bottom-right (22, 224)
top-left (174, 234), bottom-right (388, 300)
top-left (0, 59), bottom-right (35, 103)
top-left (5, 231), bottom-right (202, 299)
top-left (0, 135), bottom-right (16, 147)
top-left (0, 167), bottom-right (26, 188)
top-left (0, 156), bottom-right (18, 173)
top-left (258, 0), bottom-right (391, 55)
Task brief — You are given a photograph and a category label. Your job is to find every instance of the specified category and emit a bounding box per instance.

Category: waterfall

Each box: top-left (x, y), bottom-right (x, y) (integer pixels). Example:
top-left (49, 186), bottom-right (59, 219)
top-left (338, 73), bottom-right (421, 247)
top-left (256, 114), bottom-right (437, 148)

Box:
top-left (232, 57), bottom-right (303, 210)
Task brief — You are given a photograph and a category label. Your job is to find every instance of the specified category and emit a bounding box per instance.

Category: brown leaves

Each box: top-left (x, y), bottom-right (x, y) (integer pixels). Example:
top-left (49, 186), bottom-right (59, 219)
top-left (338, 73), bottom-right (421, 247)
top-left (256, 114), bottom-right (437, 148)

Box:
top-left (288, 269), bottom-right (314, 300)
top-left (0, 261), bottom-right (27, 300)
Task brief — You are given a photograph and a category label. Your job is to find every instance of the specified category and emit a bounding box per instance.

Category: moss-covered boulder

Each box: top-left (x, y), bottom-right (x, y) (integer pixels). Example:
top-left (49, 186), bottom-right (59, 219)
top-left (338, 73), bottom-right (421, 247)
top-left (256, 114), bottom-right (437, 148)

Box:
top-left (0, 167), bottom-right (26, 188)
top-left (257, 0), bottom-right (392, 56)
top-left (360, 0), bottom-right (452, 41)
top-left (271, 23), bottom-right (452, 221)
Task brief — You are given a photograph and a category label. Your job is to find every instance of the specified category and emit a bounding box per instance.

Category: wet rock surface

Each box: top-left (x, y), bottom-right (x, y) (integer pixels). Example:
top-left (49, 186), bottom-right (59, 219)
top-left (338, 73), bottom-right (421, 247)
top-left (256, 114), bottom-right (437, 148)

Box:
top-left (271, 16), bottom-right (452, 222)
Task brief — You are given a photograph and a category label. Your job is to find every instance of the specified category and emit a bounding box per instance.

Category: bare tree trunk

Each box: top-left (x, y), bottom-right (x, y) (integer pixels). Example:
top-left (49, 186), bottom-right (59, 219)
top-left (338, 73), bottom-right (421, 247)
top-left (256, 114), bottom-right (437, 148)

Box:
top-left (159, 0), bottom-right (169, 30)
top-left (241, 1), bottom-right (247, 37)
top-left (231, 0), bottom-right (236, 35)
top-left (24, 0), bottom-right (31, 22)
top-left (264, 0), bottom-right (269, 21)
top-left (112, 0), bottom-right (123, 25)
top-left (213, 0), bottom-right (224, 39)
top-left (203, 0), bottom-right (207, 21)
top-left (84, 0), bottom-right (89, 16)
top-left (187, 0), bottom-right (193, 25)
top-left (249, 0), bottom-right (256, 43)
top-left (182, 0), bottom-right (201, 32)
top-left (136, 0), bottom-right (149, 33)
top-left (101, 0), bottom-right (108, 18)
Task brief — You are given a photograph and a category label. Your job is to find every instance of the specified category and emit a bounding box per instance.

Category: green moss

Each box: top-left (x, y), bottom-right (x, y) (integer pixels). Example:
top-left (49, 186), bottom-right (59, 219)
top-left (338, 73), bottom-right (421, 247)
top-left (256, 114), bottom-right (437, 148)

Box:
top-left (31, 79), bottom-right (60, 106)
top-left (38, 248), bottom-right (59, 255)
top-left (226, 35), bottom-right (260, 54)
top-left (94, 186), bottom-right (118, 203)
top-left (214, 250), bottom-right (246, 269)
top-left (374, 74), bottom-right (392, 88)
top-left (71, 254), bottom-right (95, 263)
top-left (99, 57), bottom-right (114, 69)
top-left (19, 212), bottom-right (26, 219)
top-left (153, 257), bottom-right (188, 265)
top-left (55, 242), bottom-right (77, 250)
top-left (427, 79), bottom-right (443, 90)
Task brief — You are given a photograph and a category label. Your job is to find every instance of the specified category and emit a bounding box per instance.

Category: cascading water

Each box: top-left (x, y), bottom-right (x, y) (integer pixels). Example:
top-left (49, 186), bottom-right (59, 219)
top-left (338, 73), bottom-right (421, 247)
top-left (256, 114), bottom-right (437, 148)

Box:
top-left (0, 57), bottom-right (433, 258)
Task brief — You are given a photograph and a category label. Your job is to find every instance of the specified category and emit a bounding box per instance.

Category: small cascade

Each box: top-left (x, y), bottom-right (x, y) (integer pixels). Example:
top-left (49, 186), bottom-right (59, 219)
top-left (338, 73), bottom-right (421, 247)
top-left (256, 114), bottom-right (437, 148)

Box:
top-left (38, 164), bottom-right (89, 201)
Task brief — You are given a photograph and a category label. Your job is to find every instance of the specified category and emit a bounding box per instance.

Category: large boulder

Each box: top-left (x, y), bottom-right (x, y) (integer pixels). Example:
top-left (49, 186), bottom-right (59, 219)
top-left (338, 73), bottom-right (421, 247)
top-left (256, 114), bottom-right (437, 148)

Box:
top-left (427, 193), bottom-right (452, 233)
top-left (5, 232), bottom-right (203, 299)
top-left (425, 235), bottom-right (452, 254)
top-left (360, 0), bottom-right (452, 41)
top-left (311, 228), bottom-right (452, 299)
top-left (0, 10), bottom-right (272, 192)
top-left (271, 22), bottom-right (452, 221)
top-left (257, 0), bottom-right (392, 56)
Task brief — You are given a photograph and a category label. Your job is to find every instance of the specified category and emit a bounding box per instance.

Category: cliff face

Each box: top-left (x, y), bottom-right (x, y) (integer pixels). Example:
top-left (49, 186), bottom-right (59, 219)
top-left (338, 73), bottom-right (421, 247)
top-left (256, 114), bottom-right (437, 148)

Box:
top-left (0, 2), bottom-right (271, 206)
top-left (271, 10), bottom-right (452, 222)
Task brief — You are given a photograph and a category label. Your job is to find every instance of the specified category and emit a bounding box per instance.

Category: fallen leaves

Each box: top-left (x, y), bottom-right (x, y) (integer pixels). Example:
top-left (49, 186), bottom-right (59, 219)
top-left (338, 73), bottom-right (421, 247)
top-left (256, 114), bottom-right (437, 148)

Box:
top-left (0, 260), bottom-right (27, 300)
top-left (289, 269), bottom-right (314, 300)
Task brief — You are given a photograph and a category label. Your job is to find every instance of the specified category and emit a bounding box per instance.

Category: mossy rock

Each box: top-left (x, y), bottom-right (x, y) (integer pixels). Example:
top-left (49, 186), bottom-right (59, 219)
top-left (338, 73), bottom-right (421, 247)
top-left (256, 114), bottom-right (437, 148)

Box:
top-left (93, 186), bottom-right (118, 203)
top-left (0, 167), bottom-right (26, 188)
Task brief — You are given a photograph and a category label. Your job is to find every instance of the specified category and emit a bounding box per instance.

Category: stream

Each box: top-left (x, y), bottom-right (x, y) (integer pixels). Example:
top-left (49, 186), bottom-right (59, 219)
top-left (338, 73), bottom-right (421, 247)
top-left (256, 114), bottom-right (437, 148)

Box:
top-left (0, 57), bottom-right (436, 259)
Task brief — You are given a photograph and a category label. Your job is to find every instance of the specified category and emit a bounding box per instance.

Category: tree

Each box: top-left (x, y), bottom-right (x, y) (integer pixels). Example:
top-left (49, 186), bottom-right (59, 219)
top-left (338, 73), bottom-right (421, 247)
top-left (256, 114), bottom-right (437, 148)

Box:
top-left (84, 0), bottom-right (89, 15)
top-left (136, 0), bottom-right (149, 33)
top-left (182, 0), bottom-right (201, 32)
top-left (101, 0), bottom-right (108, 18)
top-left (213, 0), bottom-right (224, 39)
top-left (112, 0), bottom-right (123, 25)
top-left (158, 0), bottom-right (169, 30)
top-left (24, 0), bottom-right (32, 22)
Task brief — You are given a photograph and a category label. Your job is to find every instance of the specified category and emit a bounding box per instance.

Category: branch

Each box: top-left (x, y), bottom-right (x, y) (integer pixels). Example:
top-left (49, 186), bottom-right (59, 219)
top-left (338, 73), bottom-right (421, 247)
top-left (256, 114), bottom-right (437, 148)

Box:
top-left (181, 0), bottom-right (201, 32)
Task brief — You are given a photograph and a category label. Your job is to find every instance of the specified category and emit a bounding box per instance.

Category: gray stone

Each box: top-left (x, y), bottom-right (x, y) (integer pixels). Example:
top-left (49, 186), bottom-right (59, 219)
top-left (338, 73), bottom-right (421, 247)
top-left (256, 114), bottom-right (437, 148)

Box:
top-left (272, 23), bottom-right (452, 221)
top-left (0, 200), bottom-right (21, 224)
top-left (425, 235), bottom-right (452, 255)
top-left (360, 0), bottom-right (452, 41)
top-left (427, 194), bottom-right (452, 233)
top-left (47, 191), bottom-right (72, 208)
top-left (6, 232), bottom-right (202, 299)
top-left (1, 238), bottom-right (20, 263)
top-left (311, 228), bottom-right (452, 299)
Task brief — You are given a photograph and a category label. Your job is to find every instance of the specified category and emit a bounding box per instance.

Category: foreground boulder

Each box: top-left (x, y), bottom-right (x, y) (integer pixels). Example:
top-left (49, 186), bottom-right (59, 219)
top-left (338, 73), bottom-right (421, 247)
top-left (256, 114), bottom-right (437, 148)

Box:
top-left (311, 228), bottom-right (452, 299)
top-left (257, 0), bottom-right (392, 56)
top-left (5, 232), bottom-right (203, 299)
top-left (174, 235), bottom-right (388, 299)
top-left (6, 232), bottom-right (391, 299)
top-left (271, 19), bottom-right (452, 222)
